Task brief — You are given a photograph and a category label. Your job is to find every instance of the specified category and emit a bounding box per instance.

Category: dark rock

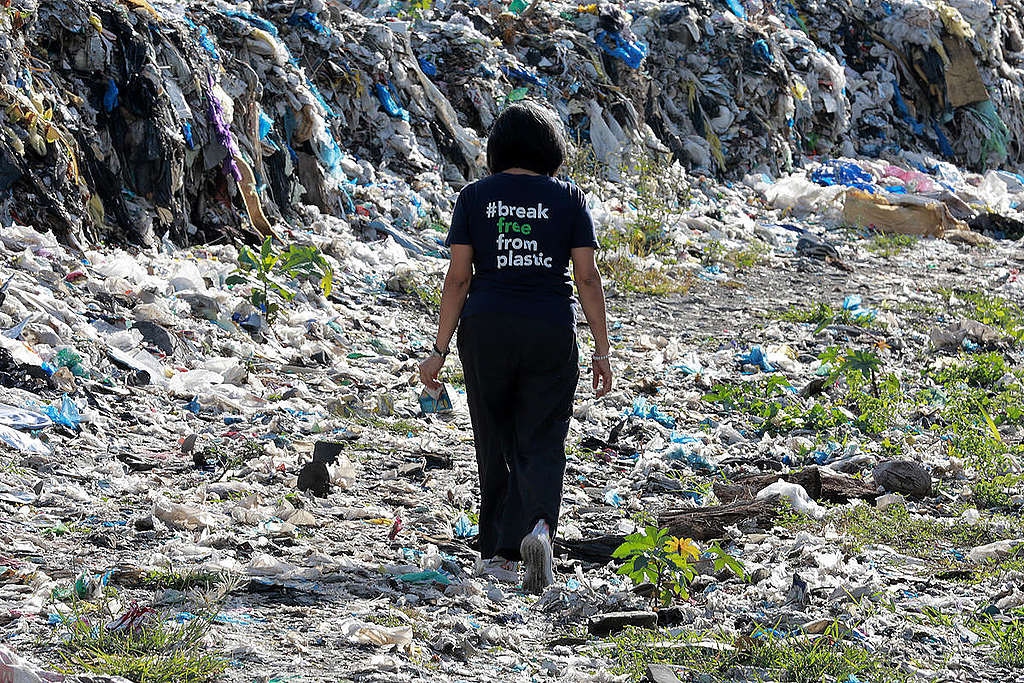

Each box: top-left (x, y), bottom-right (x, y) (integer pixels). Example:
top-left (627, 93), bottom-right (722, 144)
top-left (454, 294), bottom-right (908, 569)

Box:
top-left (800, 376), bottom-right (829, 398)
top-left (588, 611), bottom-right (658, 637)
top-left (873, 460), bottom-right (932, 498)
top-left (297, 461), bottom-right (331, 497)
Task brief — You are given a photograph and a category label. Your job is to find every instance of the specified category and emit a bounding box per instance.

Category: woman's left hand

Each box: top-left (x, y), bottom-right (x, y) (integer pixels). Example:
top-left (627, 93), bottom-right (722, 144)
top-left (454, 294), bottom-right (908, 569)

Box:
top-left (419, 354), bottom-right (444, 392)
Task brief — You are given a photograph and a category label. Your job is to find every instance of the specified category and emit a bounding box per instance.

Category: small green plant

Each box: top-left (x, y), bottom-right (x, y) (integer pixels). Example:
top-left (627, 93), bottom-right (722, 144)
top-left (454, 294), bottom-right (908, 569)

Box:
top-left (612, 527), bottom-right (742, 607)
top-left (948, 290), bottom-right (1024, 342)
top-left (866, 232), bottom-right (917, 259)
top-left (51, 599), bottom-right (227, 683)
top-left (596, 255), bottom-right (692, 296)
top-left (726, 241), bottom-right (769, 271)
top-left (701, 239), bottom-right (725, 266)
top-left (972, 610), bottom-right (1024, 667)
top-left (778, 301), bottom-right (878, 332)
top-left (604, 624), bottom-right (908, 683)
top-left (933, 352), bottom-right (1007, 388)
top-left (227, 237), bottom-right (333, 326)
top-left (840, 349), bottom-right (883, 396)
top-left (565, 134), bottom-right (605, 189)
top-left (613, 527), bottom-right (700, 607)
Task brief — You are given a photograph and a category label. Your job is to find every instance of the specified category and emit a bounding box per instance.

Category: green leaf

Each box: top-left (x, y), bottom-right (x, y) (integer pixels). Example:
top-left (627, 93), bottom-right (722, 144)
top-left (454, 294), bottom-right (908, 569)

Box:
top-left (260, 237), bottom-right (273, 264)
top-left (612, 541), bottom-right (648, 558)
top-left (239, 247), bottom-right (259, 270)
top-left (271, 283), bottom-right (295, 301)
top-left (320, 272), bottom-right (333, 297)
top-left (977, 400), bottom-right (1003, 443)
top-left (631, 556), bottom-right (649, 573)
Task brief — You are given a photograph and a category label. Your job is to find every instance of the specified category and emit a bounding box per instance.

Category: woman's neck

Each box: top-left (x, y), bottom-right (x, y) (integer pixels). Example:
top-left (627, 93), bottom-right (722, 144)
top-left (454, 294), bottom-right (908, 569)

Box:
top-left (502, 167), bottom-right (541, 175)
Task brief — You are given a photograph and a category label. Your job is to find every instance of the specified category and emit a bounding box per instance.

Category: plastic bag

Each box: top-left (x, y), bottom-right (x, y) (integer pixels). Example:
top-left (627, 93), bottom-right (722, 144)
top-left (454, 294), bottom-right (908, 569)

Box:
top-left (756, 481), bottom-right (826, 519)
top-left (41, 395), bottom-right (81, 430)
top-left (594, 31), bottom-right (648, 69)
top-left (375, 84), bottom-right (409, 121)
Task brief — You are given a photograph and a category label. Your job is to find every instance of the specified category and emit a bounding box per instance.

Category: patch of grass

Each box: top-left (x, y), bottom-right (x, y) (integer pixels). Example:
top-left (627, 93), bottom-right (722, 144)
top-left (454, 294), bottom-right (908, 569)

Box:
top-left (412, 284), bottom-right (441, 313)
top-left (604, 625), bottom-right (907, 683)
top-left (353, 414), bottom-right (423, 437)
top-left (939, 382), bottom-right (1024, 507)
top-left (866, 232), bottom-right (917, 258)
top-left (972, 610), bottom-right (1024, 667)
top-left (781, 503), bottom-right (1012, 567)
top-left (597, 255), bottom-right (692, 296)
top-left (141, 569), bottom-right (235, 592)
top-left (933, 352), bottom-right (1008, 389)
top-left (442, 366), bottom-right (465, 388)
top-left (52, 601), bottom-right (227, 683)
top-left (726, 242), bottom-right (769, 272)
top-left (777, 302), bottom-right (877, 329)
top-left (949, 290), bottom-right (1024, 342)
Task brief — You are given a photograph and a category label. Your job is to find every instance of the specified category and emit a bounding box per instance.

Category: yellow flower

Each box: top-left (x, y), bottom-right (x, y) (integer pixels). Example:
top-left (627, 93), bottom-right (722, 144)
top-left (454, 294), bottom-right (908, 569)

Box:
top-left (665, 537), bottom-right (700, 561)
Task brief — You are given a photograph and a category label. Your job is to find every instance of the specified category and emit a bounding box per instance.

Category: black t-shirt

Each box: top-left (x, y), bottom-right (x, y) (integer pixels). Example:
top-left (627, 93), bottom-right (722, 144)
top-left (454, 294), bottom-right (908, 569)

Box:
top-left (445, 173), bottom-right (599, 326)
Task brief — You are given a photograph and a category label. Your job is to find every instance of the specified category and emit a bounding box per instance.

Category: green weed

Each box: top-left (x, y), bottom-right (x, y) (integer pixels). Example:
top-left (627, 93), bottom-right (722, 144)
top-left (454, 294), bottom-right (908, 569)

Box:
top-left (778, 302), bottom-right (877, 330)
top-left (612, 528), bottom-right (741, 608)
top-left (226, 237), bottom-right (333, 327)
top-left (866, 233), bottom-right (917, 259)
top-left (726, 242), bottom-right (770, 271)
top-left (949, 291), bottom-right (1024, 342)
top-left (780, 503), bottom-right (1011, 567)
top-left (52, 600), bottom-right (227, 683)
top-left (972, 611), bottom-right (1024, 667)
top-left (412, 284), bottom-right (442, 313)
top-left (604, 625), bottom-right (907, 683)
top-left (597, 255), bottom-right (692, 296)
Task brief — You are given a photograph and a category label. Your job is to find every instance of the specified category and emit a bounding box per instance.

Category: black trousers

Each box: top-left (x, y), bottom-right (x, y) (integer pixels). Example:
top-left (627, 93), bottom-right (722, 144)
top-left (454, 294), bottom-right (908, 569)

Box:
top-left (457, 314), bottom-right (579, 560)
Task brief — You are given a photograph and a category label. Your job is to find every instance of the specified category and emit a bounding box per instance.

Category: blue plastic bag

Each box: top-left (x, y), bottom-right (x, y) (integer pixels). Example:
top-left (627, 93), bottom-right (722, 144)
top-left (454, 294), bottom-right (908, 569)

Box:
top-left (810, 160), bottom-right (875, 192)
top-left (752, 39), bottom-right (773, 64)
top-left (417, 56), bottom-right (438, 77)
top-left (842, 295), bottom-right (877, 322)
top-left (286, 11), bottom-right (330, 34)
top-left (375, 84), bottom-right (410, 121)
top-left (594, 31), bottom-right (648, 69)
top-left (737, 346), bottom-right (775, 372)
top-left (630, 396), bottom-right (676, 427)
top-left (502, 65), bottom-right (548, 88)
top-left (103, 79), bottom-right (119, 112)
top-left (42, 395), bottom-right (81, 430)
top-left (722, 0), bottom-right (747, 18)
top-left (454, 513), bottom-right (478, 538)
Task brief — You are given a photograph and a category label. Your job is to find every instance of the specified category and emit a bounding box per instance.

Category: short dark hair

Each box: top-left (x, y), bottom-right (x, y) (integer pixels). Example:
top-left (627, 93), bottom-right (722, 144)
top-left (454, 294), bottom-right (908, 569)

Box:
top-left (486, 102), bottom-right (566, 176)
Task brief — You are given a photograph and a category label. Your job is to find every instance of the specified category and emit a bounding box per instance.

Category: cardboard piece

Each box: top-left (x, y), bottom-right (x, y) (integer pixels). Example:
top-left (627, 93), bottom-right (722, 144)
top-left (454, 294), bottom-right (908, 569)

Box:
top-left (842, 190), bottom-right (968, 237)
top-left (943, 37), bottom-right (989, 108)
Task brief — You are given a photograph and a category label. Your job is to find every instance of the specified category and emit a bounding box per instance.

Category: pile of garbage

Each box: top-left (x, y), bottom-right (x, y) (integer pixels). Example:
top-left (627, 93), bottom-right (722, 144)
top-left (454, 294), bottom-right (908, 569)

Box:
top-left (3, 0), bottom-right (1024, 681)
top-left (2, 0), bottom-right (1024, 249)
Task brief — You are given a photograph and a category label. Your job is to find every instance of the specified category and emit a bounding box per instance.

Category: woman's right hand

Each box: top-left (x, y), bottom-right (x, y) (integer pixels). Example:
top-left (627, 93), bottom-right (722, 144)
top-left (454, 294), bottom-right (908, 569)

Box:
top-left (592, 357), bottom-right (613, 398)
top-left (419, 353), bottom-right (444, 393)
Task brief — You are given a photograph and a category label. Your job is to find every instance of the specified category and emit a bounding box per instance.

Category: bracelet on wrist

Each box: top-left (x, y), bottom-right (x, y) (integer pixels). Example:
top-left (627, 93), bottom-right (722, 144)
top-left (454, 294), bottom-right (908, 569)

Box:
top-left (592, 352), bottom-right (611, 361)
top-left (432, 343), bottom-right (448, 359)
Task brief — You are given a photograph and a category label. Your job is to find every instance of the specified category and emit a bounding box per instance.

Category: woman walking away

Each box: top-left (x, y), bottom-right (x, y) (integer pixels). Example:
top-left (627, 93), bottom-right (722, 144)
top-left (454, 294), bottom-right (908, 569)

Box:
top-left (419, 102), bottom-right (613, 594)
